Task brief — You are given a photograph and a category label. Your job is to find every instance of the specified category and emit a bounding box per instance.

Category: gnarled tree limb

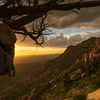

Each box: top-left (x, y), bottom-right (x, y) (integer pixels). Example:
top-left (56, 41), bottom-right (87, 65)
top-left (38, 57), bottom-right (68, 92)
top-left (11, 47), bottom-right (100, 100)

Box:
top-left (0, 0), bottom-right (100, 30)
top-left (1, 0), bottom-right (100, 45)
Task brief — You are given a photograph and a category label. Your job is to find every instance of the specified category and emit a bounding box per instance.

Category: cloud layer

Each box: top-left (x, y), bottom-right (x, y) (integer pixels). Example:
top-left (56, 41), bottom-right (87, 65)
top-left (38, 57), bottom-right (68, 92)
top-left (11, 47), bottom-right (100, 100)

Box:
top-left (16, 0), bottom-right (100, 48)
top-left (44, 33), bottom-right (83, 48)
top-left (16, 30), bottom-right (100, 48)
top-left (49, 1), bottom-right (100, 29)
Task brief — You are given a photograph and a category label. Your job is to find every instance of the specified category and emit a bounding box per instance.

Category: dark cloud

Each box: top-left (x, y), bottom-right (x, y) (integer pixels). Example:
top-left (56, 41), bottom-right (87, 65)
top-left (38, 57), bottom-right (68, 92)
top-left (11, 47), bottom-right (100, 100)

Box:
top-left (49, 2), bottom-right (100, 29)
top-left (16, 0), bottom-right (100, 48)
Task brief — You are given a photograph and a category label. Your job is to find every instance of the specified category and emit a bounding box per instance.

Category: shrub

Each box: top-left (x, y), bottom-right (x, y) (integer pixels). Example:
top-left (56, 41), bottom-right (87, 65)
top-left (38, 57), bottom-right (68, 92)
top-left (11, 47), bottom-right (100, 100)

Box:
top-left (91, 76), bottom-right (100, 89)
top-left (73, 93), bottom-right (87, 100)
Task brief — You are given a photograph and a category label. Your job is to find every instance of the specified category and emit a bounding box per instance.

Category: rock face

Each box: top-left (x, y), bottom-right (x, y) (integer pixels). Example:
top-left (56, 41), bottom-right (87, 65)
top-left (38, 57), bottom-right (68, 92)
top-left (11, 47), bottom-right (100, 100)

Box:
top-left (83, 37), bottom-right (100, 62)
top-left (87, 88), bottom-right (100, 100)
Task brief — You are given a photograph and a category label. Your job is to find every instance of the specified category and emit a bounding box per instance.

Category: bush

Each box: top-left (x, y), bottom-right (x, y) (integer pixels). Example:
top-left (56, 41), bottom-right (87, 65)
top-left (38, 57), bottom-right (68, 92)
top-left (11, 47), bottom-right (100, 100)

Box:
top-left (91, 76), bottom-right (100, 89)
top-left (73, 93), bottom-right (87, 100)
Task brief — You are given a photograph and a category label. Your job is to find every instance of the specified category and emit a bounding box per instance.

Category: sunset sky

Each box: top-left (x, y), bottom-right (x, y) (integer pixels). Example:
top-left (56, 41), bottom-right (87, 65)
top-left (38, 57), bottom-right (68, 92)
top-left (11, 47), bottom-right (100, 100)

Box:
top-left (15, 4), bottom-right (100, 56)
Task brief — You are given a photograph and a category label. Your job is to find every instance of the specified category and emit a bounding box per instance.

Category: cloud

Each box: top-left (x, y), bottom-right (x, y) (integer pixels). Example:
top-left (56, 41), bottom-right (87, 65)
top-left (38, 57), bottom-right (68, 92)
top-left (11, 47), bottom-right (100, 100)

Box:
top-left (79, 30), bottom-right (100, 39)
top-left (15, 32), bottom-right (83, 48)
top-left (43, 33), bottom-right (83, 48)
top-left (44, 33), bottom-right (68, 48)
top-left (49, 2), bottom-right (100, 29)
top-left (68, 33), bottom-right (83, 43)
top-left (15, 30), bottom-right (100, 48)
top-left (15, 0), bottom-right (100, 48)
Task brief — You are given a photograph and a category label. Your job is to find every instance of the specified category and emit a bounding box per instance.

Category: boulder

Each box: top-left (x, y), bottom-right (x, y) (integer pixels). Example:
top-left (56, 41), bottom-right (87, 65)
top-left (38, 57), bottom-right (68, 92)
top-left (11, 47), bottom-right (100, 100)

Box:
top-left (81, 73), bottom-right (86, 78)
top-left (27, 89), bottom-right (35, 100)
top-left (87, 88), bottom-right (100, 100)
top-left (55, 96), bottom-right (63, 100)
top-left (76, 58), bottom-right (79, 63)
top-left (0, 24), bottom-right (17, 47)
top-left (77, 68), bottom-right (82, 74)
top-left (64, 98), bottom-right (73, 100)
top-left (69, 89), bottom-right (79, 95)
top-left (91, 75), bottom-right (96, 78)
top-left (70, 75), bottom-right (75, 80)
top-left (93, 53), bottom-right (100, 61)
top-left (72, 84), bottom-right (75, 87)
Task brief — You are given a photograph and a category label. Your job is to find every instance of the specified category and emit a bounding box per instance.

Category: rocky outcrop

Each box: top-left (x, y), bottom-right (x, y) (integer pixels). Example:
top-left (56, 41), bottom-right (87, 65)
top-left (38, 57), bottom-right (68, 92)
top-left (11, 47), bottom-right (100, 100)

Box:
top-left (84, 53), bottom-right (89, 62)
top-left (93, 53), bottom-right (100, 61)
top-left (70, 75), bottom-right (75, 80)
top-left (77, 68), bottom-right (82, 74)
top-left (81, 73), bottom-right (86, 78)
top-left (89, 48), bottom-right (96, 59)
top-left (83, 37), bottom-right (100, 62)
top-left (64, 98), bottom-right (73, 100)
top-left (69, 89), bottom-right (79, 95)
top-left (27, 89), bottom-right (35, 100)
top-left (55, 96), bottom-right (64, 100)
top-left (87, 88), bottom-right (100, 100)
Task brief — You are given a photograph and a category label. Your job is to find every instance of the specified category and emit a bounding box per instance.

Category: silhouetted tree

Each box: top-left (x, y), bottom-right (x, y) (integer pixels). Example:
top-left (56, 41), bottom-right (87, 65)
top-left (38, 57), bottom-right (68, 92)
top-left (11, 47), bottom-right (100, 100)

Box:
top-left (0, 0), bottom-right (100, 45)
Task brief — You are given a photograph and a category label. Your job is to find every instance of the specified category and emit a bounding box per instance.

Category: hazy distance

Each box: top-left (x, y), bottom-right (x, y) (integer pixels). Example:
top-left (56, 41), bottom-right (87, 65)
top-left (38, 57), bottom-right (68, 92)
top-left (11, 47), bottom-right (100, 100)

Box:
top-left (14, 54), bottom-right (60, 64)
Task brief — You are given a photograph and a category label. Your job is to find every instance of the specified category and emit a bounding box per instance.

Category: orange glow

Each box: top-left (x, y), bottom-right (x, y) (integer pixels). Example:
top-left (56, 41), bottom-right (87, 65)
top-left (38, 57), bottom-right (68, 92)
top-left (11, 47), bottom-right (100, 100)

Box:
top-left (15, 45), bottom-right (65, 56)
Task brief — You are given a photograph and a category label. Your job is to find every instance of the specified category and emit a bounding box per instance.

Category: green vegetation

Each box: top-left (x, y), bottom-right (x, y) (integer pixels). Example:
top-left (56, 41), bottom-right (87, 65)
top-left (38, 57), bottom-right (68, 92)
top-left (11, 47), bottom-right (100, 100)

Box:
top-left (91, 74), bottom-right (100, 90)
top-left (0, 54), bottom-right (59, 100)
top-left (73, 93), bottom-right (87, 100)
top-left (0, 63), bottom-right (40, 99)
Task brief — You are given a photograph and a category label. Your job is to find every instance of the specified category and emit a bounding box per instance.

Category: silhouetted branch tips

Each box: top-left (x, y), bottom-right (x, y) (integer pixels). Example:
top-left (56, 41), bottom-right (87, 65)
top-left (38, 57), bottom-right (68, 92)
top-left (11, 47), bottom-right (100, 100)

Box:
top-left (34, 0), bottom-right (38, 7)
top-left (21, 35), bottom-right (27, 42)
top-left (71, 9), bottom-right (79, 14)
top-left (13, 13), bottom-right (53, 45)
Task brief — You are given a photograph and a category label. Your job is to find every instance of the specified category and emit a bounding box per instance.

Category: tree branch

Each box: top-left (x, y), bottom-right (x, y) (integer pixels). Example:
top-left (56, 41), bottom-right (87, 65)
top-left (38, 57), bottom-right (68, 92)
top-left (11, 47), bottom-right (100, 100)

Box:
top-left (1, 0), bottom-right (100, 45)
top-left (14, 14), bottom-right (53, 45)
top-left (0, 0), bottom-right (99, 30)
top-left (0, 1), bottom-right (100, 18)
top-left (1, 0), bottom-right (16, 8)
top-left (34, 0), bottom-right (39, 7)
top-left (53, 1), bottom-right (100, 11)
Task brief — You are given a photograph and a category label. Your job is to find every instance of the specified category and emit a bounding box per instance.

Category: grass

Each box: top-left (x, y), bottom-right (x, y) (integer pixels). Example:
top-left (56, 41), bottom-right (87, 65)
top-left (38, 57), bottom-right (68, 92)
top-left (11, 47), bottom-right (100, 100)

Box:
top-left (0, 63), bottom-right (40, 99)
top-left (0, 54), bottom-right (60, 100)
top-left (73, 93), bottom-right (87, 100)
top-left (0, 63), bottom-right (51, 99)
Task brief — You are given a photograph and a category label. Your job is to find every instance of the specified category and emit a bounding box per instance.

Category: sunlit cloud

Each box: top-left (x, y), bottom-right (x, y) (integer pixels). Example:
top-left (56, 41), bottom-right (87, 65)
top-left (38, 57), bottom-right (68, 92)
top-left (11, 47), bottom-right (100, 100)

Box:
top-left (15, 30), bottom-right (100, 49)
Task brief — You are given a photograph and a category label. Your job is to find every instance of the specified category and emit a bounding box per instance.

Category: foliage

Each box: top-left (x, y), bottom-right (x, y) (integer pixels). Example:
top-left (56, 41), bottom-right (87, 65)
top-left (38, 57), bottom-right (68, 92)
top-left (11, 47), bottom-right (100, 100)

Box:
top-left (73, 93), bottom-right (87, 100)
top-left (91, 75), bottom-right (100, 90)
